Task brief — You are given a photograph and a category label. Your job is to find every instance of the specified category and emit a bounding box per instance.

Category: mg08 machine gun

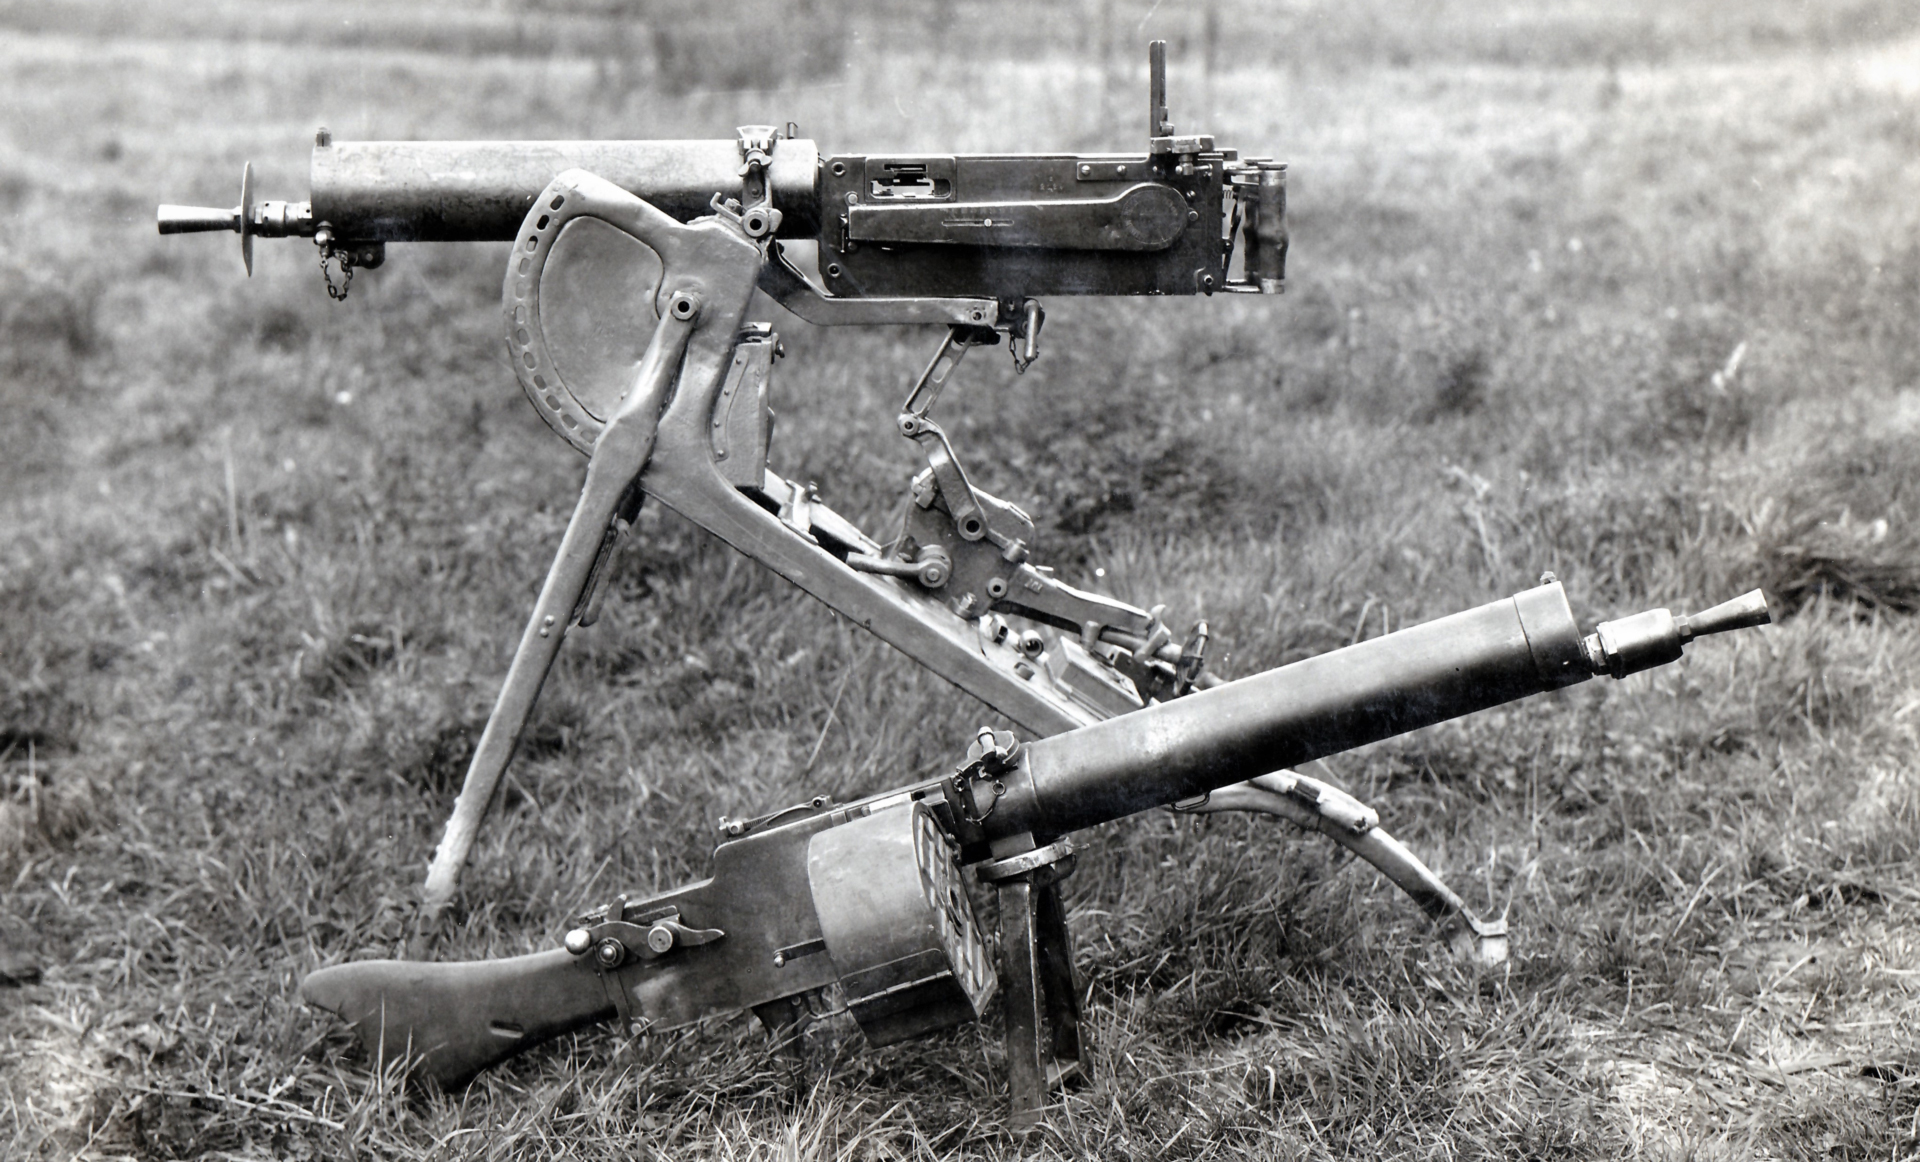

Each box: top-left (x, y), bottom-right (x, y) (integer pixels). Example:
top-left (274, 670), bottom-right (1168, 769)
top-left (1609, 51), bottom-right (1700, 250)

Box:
top-left (158, 45), bottom-right (1771, 1126)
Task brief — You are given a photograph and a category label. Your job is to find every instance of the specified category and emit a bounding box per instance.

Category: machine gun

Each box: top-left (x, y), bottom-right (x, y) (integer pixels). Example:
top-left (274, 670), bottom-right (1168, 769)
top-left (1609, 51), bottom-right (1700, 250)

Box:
top-left (300, 582), bottom-right (1770, 1125)
top-left (155, 42), bottom-right (1772, 1125)
top-left (159, 43), bottom-right (1291, 926)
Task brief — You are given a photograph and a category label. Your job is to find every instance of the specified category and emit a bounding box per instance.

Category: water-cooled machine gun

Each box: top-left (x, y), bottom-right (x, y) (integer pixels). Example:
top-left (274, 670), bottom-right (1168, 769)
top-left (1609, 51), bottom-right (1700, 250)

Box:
top-left (157, 45), bottom-right (1772, 1124)
top-left (296, 584), bottom-right (1769, 1128)
top-left (159, 43), bottom-right (1289, 926)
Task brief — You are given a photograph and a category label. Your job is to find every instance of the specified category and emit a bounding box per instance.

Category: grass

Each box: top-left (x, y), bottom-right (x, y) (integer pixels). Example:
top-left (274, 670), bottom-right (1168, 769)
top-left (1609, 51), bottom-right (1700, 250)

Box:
top-left (3, 0), bottom-right (1919, 1157)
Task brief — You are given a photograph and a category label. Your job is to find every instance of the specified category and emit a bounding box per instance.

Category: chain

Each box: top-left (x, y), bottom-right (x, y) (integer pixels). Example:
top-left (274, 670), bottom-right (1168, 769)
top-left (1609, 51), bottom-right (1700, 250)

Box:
top-left (319, 247), bottom-right (353, 301)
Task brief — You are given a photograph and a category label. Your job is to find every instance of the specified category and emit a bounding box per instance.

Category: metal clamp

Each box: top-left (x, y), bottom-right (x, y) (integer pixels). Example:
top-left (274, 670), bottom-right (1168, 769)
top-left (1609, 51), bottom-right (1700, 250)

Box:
top-left (562, 903), bottom-right (724, 1031)
top-left (736, 125), bottom-right (785, 239)
top-left (975, 836), bottom-right (1075, 883)
top-left (948, 727), bottom-right (1021, 824)
top-left (1172, 619), bottom-right (1210, 697)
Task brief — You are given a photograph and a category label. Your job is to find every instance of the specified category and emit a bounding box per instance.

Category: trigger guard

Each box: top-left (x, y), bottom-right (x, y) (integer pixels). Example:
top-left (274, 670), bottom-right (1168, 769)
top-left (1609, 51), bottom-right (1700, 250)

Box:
top-left (504, 171), bottom-right (673, 457)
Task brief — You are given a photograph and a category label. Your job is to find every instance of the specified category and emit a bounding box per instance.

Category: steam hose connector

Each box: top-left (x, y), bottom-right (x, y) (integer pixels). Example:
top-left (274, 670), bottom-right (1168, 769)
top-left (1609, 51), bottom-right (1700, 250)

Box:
top-left (1582, 589), bottom-right (1771, 679)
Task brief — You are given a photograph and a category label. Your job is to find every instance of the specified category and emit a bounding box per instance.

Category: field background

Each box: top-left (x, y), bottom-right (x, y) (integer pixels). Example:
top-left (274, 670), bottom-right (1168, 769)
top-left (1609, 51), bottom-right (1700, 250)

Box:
top-left (4, 0), bottom-right (1919, 1158)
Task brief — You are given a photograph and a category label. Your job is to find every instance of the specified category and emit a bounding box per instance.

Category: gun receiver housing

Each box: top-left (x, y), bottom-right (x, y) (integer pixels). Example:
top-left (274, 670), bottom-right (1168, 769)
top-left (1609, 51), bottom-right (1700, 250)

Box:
top-left (157, 44), bottom-right (1287, 300)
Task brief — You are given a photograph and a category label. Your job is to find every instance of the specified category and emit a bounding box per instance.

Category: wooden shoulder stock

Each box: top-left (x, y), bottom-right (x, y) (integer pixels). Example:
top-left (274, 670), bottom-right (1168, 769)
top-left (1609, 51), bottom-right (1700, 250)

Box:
top-left (299, 948), bottom-right (614, 1087)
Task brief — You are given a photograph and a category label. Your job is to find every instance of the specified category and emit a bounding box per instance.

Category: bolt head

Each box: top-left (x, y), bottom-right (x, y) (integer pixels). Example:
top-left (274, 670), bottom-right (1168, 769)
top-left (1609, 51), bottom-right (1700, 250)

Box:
top-left (647, 924), bottom-right (676, 954)
top-left (595, 938), bottom-right (625, 968)
top-left (563, 928), bottom-right (593, 956)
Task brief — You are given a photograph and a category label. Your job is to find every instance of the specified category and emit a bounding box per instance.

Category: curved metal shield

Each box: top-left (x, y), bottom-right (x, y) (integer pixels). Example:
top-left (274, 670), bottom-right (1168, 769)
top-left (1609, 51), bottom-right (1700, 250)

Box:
top-left (510, 213), bottom-right (663, 453)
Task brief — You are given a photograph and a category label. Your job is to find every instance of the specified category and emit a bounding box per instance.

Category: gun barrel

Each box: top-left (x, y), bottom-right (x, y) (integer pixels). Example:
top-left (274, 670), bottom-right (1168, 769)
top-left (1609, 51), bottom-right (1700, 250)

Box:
top-left (995, 582), bottom-right (1766, 838)
top-left (310, 138), bottom-right (822, 241)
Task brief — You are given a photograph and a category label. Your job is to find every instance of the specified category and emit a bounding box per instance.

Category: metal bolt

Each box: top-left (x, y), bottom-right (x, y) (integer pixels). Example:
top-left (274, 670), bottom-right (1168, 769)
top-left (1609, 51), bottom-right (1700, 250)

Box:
top-left (563, 928), bottom-right (593, 956)
top-left (595, 938), bottom-right (625, 969)
top-left (646, 924), bottom-right (676, 955)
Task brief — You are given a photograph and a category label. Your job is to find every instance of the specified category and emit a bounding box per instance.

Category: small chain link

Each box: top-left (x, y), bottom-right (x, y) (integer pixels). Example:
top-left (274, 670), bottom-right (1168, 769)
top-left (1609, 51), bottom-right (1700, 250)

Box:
top-left (320, 248), bottom-right (353, 301)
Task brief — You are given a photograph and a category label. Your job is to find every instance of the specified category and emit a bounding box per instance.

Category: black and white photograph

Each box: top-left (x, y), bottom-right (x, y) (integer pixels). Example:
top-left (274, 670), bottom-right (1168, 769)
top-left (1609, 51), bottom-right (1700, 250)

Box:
top-left (2, 1), bottom-right (1916, 1157)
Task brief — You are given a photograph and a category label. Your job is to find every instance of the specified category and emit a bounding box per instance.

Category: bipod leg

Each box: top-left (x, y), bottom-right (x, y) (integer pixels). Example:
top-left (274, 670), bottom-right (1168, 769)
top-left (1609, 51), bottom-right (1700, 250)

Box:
top-left (417, 307), bottom-right (700, 932)
top-left (986, 847), bottom-right (1086, 1132)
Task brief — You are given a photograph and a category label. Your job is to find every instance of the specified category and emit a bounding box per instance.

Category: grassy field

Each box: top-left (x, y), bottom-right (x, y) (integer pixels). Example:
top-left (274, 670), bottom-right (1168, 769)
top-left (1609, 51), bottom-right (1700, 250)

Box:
top-left (3, 1), bottom-right (1919, 1157)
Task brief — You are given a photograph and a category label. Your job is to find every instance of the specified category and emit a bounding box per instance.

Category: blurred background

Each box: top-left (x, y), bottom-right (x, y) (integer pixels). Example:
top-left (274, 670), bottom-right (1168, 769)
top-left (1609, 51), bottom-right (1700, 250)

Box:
top-left (3, 1), bottom-right (1919, 1157)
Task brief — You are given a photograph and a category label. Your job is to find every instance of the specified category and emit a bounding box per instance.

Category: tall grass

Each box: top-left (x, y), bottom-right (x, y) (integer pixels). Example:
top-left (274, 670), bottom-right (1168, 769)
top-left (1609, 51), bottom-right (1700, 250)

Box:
top-left (3, 2), bottom-right (1919, 1158)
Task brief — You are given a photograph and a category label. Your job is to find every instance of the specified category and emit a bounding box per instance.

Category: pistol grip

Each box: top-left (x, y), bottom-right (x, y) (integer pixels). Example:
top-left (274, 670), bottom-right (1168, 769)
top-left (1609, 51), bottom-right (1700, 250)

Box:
top-left (299, 949), bottom-right (614, 1087)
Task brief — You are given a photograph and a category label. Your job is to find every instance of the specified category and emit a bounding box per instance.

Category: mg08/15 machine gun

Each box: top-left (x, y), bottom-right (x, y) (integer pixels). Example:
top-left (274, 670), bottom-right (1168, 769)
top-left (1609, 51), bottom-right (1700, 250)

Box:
top-left (158, 45), bottom-right (1772, 1125)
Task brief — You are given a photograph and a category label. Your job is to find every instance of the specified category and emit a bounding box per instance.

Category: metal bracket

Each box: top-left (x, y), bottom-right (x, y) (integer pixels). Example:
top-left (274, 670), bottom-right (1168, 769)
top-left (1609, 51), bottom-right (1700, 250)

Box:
top-left (976, 836), bottom-right (1075, 883)
top-left (561, 901), bottom-right (725, 1033)
top-left (757, 246), bottom-right (1004, 328)
top-left (736, 125), bottom-right (784, 239)
top-left (947, 727), bottom-right (1021, 825)
top-left (716, 794), bottom-right (832, 840)
top-left (987, 844), bottom-right (1087, 1130)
